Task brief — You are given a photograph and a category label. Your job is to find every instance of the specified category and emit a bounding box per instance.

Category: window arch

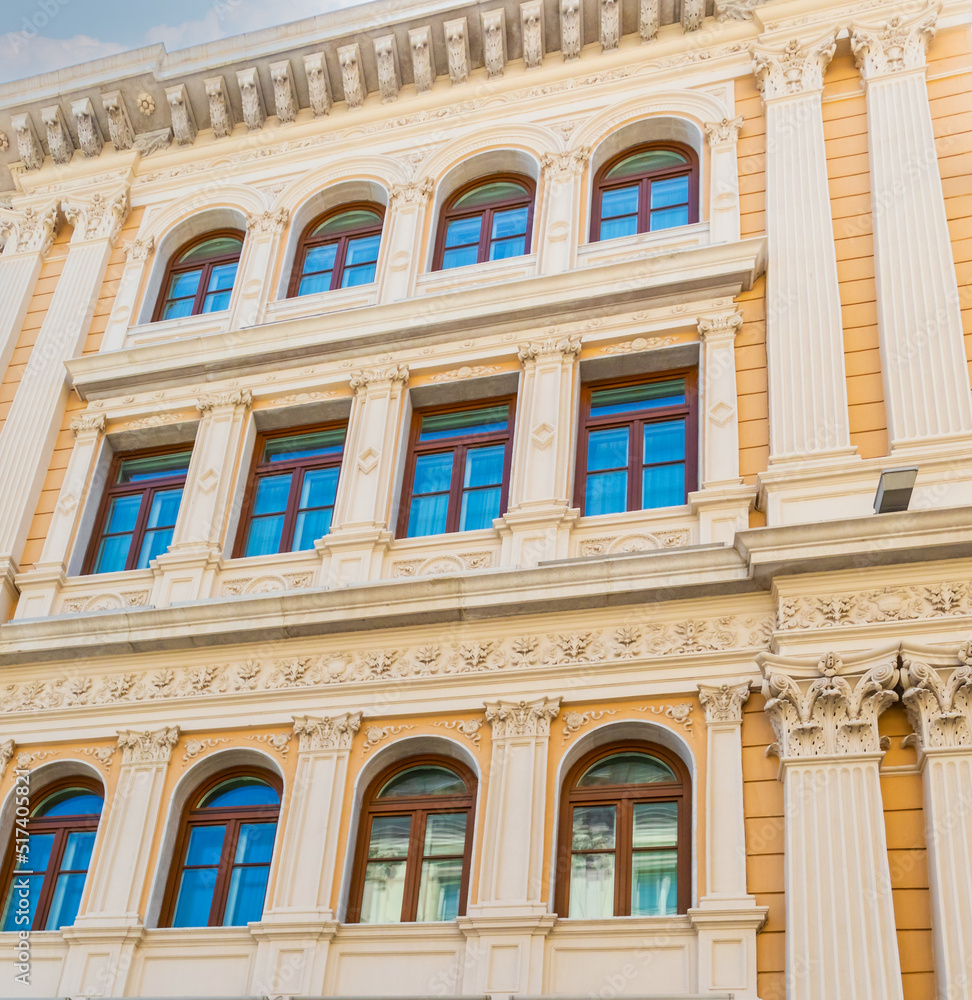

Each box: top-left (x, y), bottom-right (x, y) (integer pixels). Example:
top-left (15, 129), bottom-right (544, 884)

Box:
top-left (556, 742), bottom-right (690, 918)
top-left (153, 230), bottom-right (245, 321)
top-left (160, 769), bottom-right (281, 928)
top-left (288, 203), bottom-right (385, 297)
top-left (347, 757), bottom-right (476, 924)
top-left (434, 174), bottom-right (536, 270)
top-left (591, 143), bottom-right (699, 243)
top-left (0, 778), bottom-right (104, 931)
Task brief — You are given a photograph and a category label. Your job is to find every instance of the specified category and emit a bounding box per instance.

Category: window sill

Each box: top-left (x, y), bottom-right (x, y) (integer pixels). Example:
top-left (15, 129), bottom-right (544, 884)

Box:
top-left (384, 527), bottom-right (503, 579)
top-left (217, 548), bottom-right (321, 598)
top-left (124, 309), bottom-right (231, 346)
top-left (578, 223), bottom-right (710, 269)
top-left (264, 283), bottom-right (377, 324)
top-left (569, 506), bottom-right (698, 558)
top-left (416, 254), bottom-right (537, 296)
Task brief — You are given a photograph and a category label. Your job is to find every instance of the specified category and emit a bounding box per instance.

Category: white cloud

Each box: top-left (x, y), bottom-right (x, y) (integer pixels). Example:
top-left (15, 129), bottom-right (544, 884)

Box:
top-left (0, 31), bottom-right (125, 84)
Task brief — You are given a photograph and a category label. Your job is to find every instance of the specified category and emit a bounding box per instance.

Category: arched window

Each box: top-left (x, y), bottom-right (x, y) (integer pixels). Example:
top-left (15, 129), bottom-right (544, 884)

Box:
top-left (161, 770), bottom-right (280, 928)
top-left (556, 744), bottom-right (690, 918)
top-left (289, 204), bottom-right (384, 296)
top-left (0, 780), bottom-right (104, 931)
top-left (153, 230), bottom-right (245, 321)
top-left (434, 175), bottom-right (535, 270)
top-left (348, 758), bottom-right (476, 924)
top-left (591, 144), bottom-right (699, 242)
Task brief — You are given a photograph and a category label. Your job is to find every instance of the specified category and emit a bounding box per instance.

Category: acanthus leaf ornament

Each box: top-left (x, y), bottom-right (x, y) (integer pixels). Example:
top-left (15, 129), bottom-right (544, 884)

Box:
top-left (562, 707), bottom-right (618, 744)
top-left (715, 0), bottom-right (767, 19)
top-left (482, 9), bottom-right (507, 79)
top-left (41, 105), bottom-right (74, 165)
top-left (485, 697), bottom-right (561, 738)
top-left (900, 642), bottom-right (972, 755)
top-left (123, 235), bottom-right (155, 263)
top-left (753, 32), bottom-right (838, 100)
top-left (390, 178), bottom-right (434, 206)
top-left (444, 18), bottom-right (470, 85)
top-left (560, 0), bottom-right (582, 60)
top-left (70, 413), bottom-right (107, 437)
top-left (681, 0), bottom-right (705, 32)
top-left (540, 147), bottom-right (590, 181)
top-left (851, 7), bottom-right (939, 81)
top-left (521, 0), bottom-right (544, 68)
top-left (196, 388), bottom-right (253, 411)
top-left (101, 91), bottom-right (135, 150)
top-left (205, 76), bottom-right (233, 139)
top-left (639, 0), bottom-right (659, 41)
top-left (431, 718), bottom-right (486, 748)
top-left (408, 27), bottom-right (436, 92)
top-left (518, 336), bottom-right (582, 361)
top-left (599, 0), bottom-right (620, 51)
top-left (0, 203), bottom-right (59, 257)
top-left (349, 364), bottom-right (409, 391)
top-left (117, 726), bottom-right (180, 764)
top-left (704, 116), bottom-right (745, 146)
top-left (698, 681), bottom-right (751, 725)
top-left (292, 711), bottom-right (362, 751)
top-left (0, 740), bottom-right (14, 777)
top-left (70, 98), bottom-right (104, 158)
top-left (62, 190), bottom-right (130, 245)
top-left (269, 60), bottom-right (299, 123)
top-left (165, 84), bottom-right (197, 145)
top-left (303, 52), bottom-right (333, 116)
top-left (10, 114), bottom-right (44, 171)
top-left (245, 208), bottom-right (289, 237)
top-left (237, 67), bottom-right (267, 130)
top-left (338, 44), bottom-right (366, 109)
top-left (374, 37), bottom-right (401, 103)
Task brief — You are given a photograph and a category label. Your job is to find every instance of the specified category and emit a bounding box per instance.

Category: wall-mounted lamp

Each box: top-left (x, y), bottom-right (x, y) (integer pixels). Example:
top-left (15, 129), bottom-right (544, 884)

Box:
top-left (873, 467), bottom-right (918, 514)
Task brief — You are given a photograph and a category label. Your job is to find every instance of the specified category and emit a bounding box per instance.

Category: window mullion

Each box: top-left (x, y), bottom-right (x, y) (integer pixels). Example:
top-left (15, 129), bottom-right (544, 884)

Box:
top-left (124, 488), bottom-right (152, 571)
top-left (402, 809), bottom-right (427, 922)
top-left (332, 236), bottom-right (347, 291)
top-left (447, 445), bottom-right (465, 534)
top-left (279, 466), bottom-right (304, 553)
top-left (479, 210), bottom-right (492, 264)
top-left (211, 817), bottom-right (240, 926)
top-left (32, 825), bottom-right (66, 930)
top-left (629, 422), bottom-right (640, 512)
top-left (193, 263), bottom-right (211, 315)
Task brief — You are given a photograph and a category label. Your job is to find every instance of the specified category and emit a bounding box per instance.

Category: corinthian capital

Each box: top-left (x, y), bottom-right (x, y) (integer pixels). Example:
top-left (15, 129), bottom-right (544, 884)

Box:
top-left (900, 639), bottom-right (972, 756)
top-left (62, 189), bottom-right (130, 245)
top-left (753, 32), bottom-right (837, 100)
top-left (70, 412), bottom-right (107, 437)
top-left (699, 680), bottom-right (751, 725)
top-left (117, 726), bottom-right (180, 764)
top-left (704, 116), bottom-right (744, 146)
top-left (851, 6), bottom-right (939, 81)
top-left (293, 712), bottom-right (362, 751)
top-left (0, 202), bottom-right (59, 257)
top-left (758, 648), bottom-right (900, 761)
top-left (196, 389), bottom-right (253, 412)
top-left (349, 364), bottom-right (409, 392)
top-left (697, 311), bottom-right (743, 343)
top-left (390, 178), bottom-right (434, 206)
top-left (518, 336), bottom-right (582, 362)
top-left (245, 208), bottom-right (289, 237)
top-left (540, 147), bottom-right (590, 180)
top-left (485, 697), bottom-right (561, 738)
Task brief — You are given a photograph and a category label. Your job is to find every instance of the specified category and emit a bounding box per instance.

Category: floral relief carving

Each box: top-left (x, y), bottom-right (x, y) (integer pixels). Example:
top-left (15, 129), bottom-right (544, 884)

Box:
top-left (561, 708), bottom-right (618, 744)
top-left (180, 737), bottom-right (230, 765)
top-left (0, 740), bottom-right (14, 777)
top-left (485, 697), bottom-right (561, 738)
top-left (431, 718), bottom-right (485, 748)
top-left (196, 389), bottom-right (253, 412)
top-left (634, 703), bottom-right (695, 735)
top-left (246, 209), bottom-right (289, 237)
top-left (715, 0), bottom-right (765, 19)
top-left (293, 712), bottom-right (362, 752)
top-left (613, 626), bottom-right (641, 658)
top-left (553, 632), bottom-right (603, 664)
top-left (451, 640), bottom-right (504, 673)
top-left (698, 681), bottom-right (751, 725)
top-left (303, 53), bottom-right (332, 116)
top-left (704, 116), bottom-right (745, 146)
top-left (851, 8), bottom-right (938, 80)
top-left (122, 236), bottom-right (155, 263)
top-left (578, 530), bottom-right (690, 556)
top-left (361, 724), bottom-right (415, 755)
top-left (117, 727), bottom-right (180, 764)
top-left (753, 33), bottom-right (837, 100)
top-left (392, 551), bottom-right (494, 578)
top-left (62, 190), bottom-right (130, 245)
top-left (70, 413), bottom-right (107, 437)
top-left (0, 203), bottom-right (59, 256)
top-left (429, 365), bottom-right (502, 382)
top-left (598, 336), bottom-right (682, 355)
top-left (900, 645), bottom-right (972, 754)
top-left (518, 337), bottom-right (582, 362)
top-left (349, 365), bottom-right (409, 391)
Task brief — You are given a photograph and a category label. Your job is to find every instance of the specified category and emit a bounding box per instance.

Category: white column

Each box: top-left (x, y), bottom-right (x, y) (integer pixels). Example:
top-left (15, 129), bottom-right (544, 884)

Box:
top-left (13, 413), bottom-right (107, 618)
top-left (692, 681), bottom-right (766, 1000)
top-left (753, 34), bottom-right (855, 463)
top-left (851, 10), bottom-right (972, 453)
top-left (704, 116), bottom-right (744, 245)
top-left (900, 640), bottom-right (972, 1000)
top-left (229, 209), bottom-right (289, 329)
top-left (759, 648), bottom-right (904, 1000)
top-left (0, 202), bottom-right (58, 377)
top-left (498, 337), bottom-right (580, 566)
top-left (252, 713), bottom-right (360, 996)
top-left (536, 149), bottom-right (589, 275)
top-left (0, 187), bottom-right (128, 621)
top-left (377, 180), bottom-right (434, 303)
top-left (100, 236), bottom-right (155, 352)
top-left (319, 365), bottom-right (408, 585)
top-left (151, 389), bottom-right (251, 606)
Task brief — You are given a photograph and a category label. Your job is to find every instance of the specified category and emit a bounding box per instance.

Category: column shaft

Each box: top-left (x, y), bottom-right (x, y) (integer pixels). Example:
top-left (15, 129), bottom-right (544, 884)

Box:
top-left (377, 181), bottom-right (432, 303)
top-left (536, 150), bottom-right (588, 275)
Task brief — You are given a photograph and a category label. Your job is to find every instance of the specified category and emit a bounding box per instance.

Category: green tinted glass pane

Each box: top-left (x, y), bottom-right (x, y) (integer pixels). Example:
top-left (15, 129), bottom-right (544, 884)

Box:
top-left (34, 789), bottom-right (103, 818)
top-left (117, 451), bottom-right (192, 484)
top-left (361, 860), bottom-right (406, 923)
top-left (263, 428), bottom-right (345, 462)
top-left (178, 236), bottom-right (243, 262)
top-left (632, 802), bottom-right (678, 849)
top-left (419, 405), bottom-right (508, 442)
top-left (424, 813), bottom-right (467, 856)
top-left (234, 823), bottom-right (276, 864)
top-left (200, 777), bottom-right (279, 808)
top-left (416, 858), bottom-right (463, 921)
top-left (606, 149), bottom-right (688, 179)
top-left (378, 766), bottom-right (466, 799)
top-left (185, 825), bottom-right (226, 865)
top-left (631, 850), bottom-right (677, 916)
top-left (590, 379), bottom-right (685, 417)
top-left (312, 209), bottom-right (382, 237)
top-left (568, 853), bottom-right (615, 919)
top-left (578, 752), bottom-right (676, 787)
top-left (368, 815), bottom-right (412, 858)
top-left (454, 181), bottom-right (528, 208)
top-left (571, 805), bottom-right (616, 850)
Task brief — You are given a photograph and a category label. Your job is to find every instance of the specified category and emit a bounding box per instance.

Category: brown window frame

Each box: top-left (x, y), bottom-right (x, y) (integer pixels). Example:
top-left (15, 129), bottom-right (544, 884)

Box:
top-left (81, 444), bottom-right (192, 576)
top-left (433, 173), bottom-right (536, 271)
top-left (346, 755), bottom-right (477, 924)
top-left (396, 397), bottom-right (516, 539)
top-left (590, 143), bottom-right (700, 243)
top-left (152, 229), bottom-right (245, 322)
top-left (555, 742), bottom-right (691, 917)
top-left (0, 777), bottom-right (104, 932)
top-left (233, 421), bottom-right (347, 558)
top-left (287, 202), bottom-right (385, 298)
top-left (573, 368), bottom-right (698, 516)
top-left (159, 767), bottom-right (282, 929)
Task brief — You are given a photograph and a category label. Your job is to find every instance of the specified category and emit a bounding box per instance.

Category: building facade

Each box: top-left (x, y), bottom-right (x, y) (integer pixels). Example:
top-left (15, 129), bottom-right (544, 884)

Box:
top-left (0, 0), bottom-right (970, 997)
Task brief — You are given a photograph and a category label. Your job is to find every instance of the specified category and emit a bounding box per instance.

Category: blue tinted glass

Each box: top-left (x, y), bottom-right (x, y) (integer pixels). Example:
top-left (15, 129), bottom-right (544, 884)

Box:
top-left (1, 874), bottom-right (44, 931)
top-left (136, 528), bottom-right (173, 568)
top-left (413, 452), bottom-right (454, 493)
top-left (104, 494), bottom-right (142, 534)
top-left (644, 420), bottom-right (685, 464)
top-left (601, 186), bottom-right (639, 219)
top-left (200, 778), bottom-right (279, 809)
top-left (489, 237), bottom-right (526, 261)
top-left (586, 470), bottom-right (628, 515)
top-left (341, 263), bottom-right (377, 287)
top-left (207, 262), bottom-right (238, 292)
top-left (118, 451), bottom-right (192, 483)
top-left (264, 428), bottom-right (345, 462)
top-left (161, 298), bottom-right (195, 320)
top-left (234, 823), bottom-right (276, 864)
top-left (407, 494), bottom-right (449, 538)
top-left (650, 176), bottom-right (689, 210)
top-left (185, 825), bottom-right (226, 866)
top-left (419, 405), bottom-right (508, 442)
top-left (45, 872), bottom-right (87, 929)
top-left (222, 866), bottom-right (269, 926)
top-left (643, 464), bottom-right (685, 509)
top-left (298, 272), bottom-right (332, 296)
top-left (442, 246), bottom-right (479, 270)
top-left (60, 831), bottom-right (96, 870)
top-left (35, 791), bottom-right (103, 818)
top-left (168, 271), bottom-right (201, 298)
top-left (252, 475), bottom-right (292, 515)
top-left (172, 867), bottom-right (217, 927)
top-left (146, 488), bottom-right (183, 528)
top-left (294, 508), bottom-right (332, 549)
top-left (19, 832), bottom-right (55, 872)
top-left (445, 216), bottom-right (481, 248)
top-left (631, 850), bottom-right (677, 917)
top-left (587, 427), bottom-right (628, 471)
top-left (244, 515), bottom-right (285, 557)
top-left (650, 206), bottom-right (690, 231)
top-left (94, 533), bottom-right (132, 573)
top-left (303, 243), bottom-right (338, 274)
top-left (459, 487), bottom-right (501, 531)
top-left (463, 445), bottom-right (504, 488)
top-left (300, 467), bottom-right (338, 508)
top-left (202, 290), bottom-right (232, 313)
top-left (490, 207), bottom-right (527, 240)
top-left (599, 216), bottom-right (638, 241)
top-left (346, 234), bottom-right (380, 265)
top-left (591, 381), bottom-right (685, 417)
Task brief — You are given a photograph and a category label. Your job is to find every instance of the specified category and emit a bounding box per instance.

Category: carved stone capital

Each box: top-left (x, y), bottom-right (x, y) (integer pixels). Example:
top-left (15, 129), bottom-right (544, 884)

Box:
top-left (101, 91), bottom-right (135, 150)
top-left (11, 113), bottom-right (44, 171)
top-left (304, 52), bottom-right (333, 116)
top-left (293, 711), bottom-right (362, 752)
top-left (338, 44), bottom-right (366, 109)
top-left (196, 389), bottom-right (253, 413)
top-left (758, 649), bottom-right (899, 761)
top-left (540, 147), bottom-right (590, 180)
top-left (165, 84), bottom-right (197, 145)
top-left (851, 7), bottom-right (939, 81)
top-left (349, 364), bottom-right (410, 392)
top-left (408, 27), bottom-right (436, 92)
top-left (237, 67), bottom-right (267, 130)
top-left (697, 311), bottom-right (743, 344)
top-left (374, 37), bottom-right (401, 103)
top-left (70, 413), bottom-right (107, 438)
top-left (41, 105), bottom-right (74, 165)
top-left (246, 208), bottom-right (289, 237)
top-left (390, 178), bottom-right (434, 207)
top-left (716, 0), bottom-right (766, 19)
top-left (699, 681), bottom-right (751, 725)
top-left (485, 697), bottom-right (561, 738)
top-left (205, 76), bottom-right (233, 139)
top-left (117, 726), bottom-right (180, 764)
top-left (900, 641), bottom-right (972, 756)
top-left (753, 32), bottom-right (837, 101)
top-left (123, 236), bottom-right (155, 263)
top-left (70, 98), bottom-right (104, 158)
top-left (0, 739), bottom-right (15, 777)
top-left (444, 18), bottom-right (470, 85)
top-left (704, 115), bottom-right (745, 146)
top-left (270, 60), bottom-right (299, 122)
top-left (62, 189), bottom-right (130, 245)
top-left (560, 0), bottom-right (581, 60)
top-left (518, 336), bottom-right (582, 363)
top-left (521, 0), bottom-right (544, 68)
top-left (0, 203), bottom-right (59, 257)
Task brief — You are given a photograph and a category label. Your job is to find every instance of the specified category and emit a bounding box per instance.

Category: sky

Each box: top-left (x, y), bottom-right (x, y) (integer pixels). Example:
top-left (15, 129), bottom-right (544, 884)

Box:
top-left (0, 0), bottom-right (365, 85)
